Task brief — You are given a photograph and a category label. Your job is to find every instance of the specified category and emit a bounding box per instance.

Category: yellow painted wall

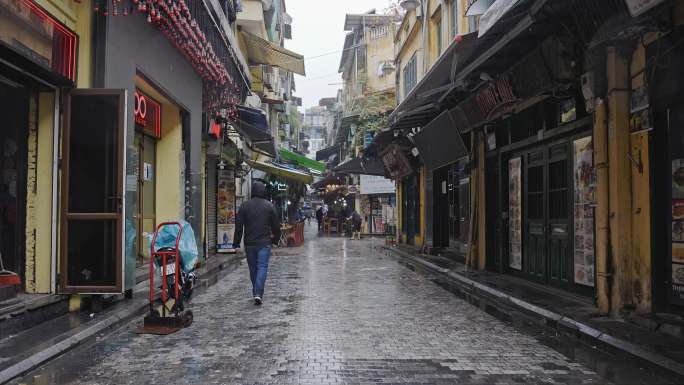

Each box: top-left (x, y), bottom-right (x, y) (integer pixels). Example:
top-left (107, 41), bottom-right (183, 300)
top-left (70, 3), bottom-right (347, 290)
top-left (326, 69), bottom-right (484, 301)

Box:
top-left (365, 26), bottom-right (396, 92)
top-left (156, 104), bottom-right (183, 222)
top-left (629, 43), bottom-right (652, 313)
top-left (395, 11), bottom-right (423, 102)
top-left (427, 0), bottom-right (442, 66)
top-left (24, 0), bottom-right (93, 294)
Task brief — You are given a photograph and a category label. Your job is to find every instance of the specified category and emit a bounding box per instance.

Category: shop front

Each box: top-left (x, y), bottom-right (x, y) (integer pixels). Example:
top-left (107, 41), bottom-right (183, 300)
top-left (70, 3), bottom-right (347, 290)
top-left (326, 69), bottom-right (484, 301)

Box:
top-left (359, 175), bottom-right (396, 235)
top-left (651, 26), bottom-right (684, 312)
top-left (82, 2), bottom-right (216, 293)
top-left (0, 0), bottom-right (79, 295)
top-left (497, 119), bottom-right (595, 292)
top-left (476, 86), bottom-right (595, 293)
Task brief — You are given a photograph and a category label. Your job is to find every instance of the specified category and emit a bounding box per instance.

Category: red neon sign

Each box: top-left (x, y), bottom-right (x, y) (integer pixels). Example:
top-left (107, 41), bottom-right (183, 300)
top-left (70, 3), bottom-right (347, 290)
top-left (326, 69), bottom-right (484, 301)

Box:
top-left (135, 90), bottom-right (161, 138)
top-left (7, 0), bottom-right (78, 81)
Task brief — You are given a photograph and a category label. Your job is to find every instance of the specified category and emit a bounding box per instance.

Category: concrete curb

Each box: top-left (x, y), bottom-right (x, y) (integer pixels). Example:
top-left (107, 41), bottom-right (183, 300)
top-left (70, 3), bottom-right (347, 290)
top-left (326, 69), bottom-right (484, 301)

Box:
top-left (384, 246), bottom-right (684, 378)
top-left (0, 254), bottom-right (244, 384)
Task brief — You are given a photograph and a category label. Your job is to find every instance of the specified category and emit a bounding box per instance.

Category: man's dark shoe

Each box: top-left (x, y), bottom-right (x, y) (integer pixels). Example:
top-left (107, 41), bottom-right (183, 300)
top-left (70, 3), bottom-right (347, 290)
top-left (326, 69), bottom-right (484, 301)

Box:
top-left (254, 296), bottom-right (262, 305)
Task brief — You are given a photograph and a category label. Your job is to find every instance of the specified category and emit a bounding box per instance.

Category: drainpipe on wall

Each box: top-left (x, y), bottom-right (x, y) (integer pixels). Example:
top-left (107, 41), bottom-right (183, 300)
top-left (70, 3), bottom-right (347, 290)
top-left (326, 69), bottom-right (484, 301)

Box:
top-left (594, 98), bottom-right (611, 315)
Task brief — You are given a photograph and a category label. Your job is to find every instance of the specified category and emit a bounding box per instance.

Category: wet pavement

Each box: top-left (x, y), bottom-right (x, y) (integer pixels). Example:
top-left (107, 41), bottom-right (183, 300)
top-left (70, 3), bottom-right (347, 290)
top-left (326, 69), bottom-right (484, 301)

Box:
top-left (13, 224), bottom-right (679, 384)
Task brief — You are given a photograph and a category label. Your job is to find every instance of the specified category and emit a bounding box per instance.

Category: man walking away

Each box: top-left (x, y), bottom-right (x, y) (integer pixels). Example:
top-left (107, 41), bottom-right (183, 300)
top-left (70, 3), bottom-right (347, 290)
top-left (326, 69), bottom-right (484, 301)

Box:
top-left (347, 210), bottom-right (363, 240)
top-left (233, 181), bottom-right (281, 305)
top-left (315, 205), bottom-right (324, 232)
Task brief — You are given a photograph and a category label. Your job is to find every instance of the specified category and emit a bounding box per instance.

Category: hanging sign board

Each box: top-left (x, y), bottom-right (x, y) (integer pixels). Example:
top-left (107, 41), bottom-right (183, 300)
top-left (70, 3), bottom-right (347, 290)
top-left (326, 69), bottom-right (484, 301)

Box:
top-left (217, 169), bottom-right (237, 253)
top-left (360, 175), bottom-right (396, 195)
top-left (508, 157), bottom-right (522, 270)
top-left (623, 0), bottom-right (665, 17)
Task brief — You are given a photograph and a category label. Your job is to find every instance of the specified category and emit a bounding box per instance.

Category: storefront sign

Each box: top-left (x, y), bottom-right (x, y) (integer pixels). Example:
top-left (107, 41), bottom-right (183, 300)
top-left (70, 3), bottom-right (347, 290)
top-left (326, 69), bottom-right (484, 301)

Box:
top-left (573, 137), bottom-right (596, 287)
top-left (508, 157), bottom-right (522, 270)
top-left (134, 90), bottom-right (161, 138)
top-left (623, 0), bottom-right (665, 17)
top-left (217, 169), bottom-right (236, 252)
top-left (360, 175), bottom-right (396, 195)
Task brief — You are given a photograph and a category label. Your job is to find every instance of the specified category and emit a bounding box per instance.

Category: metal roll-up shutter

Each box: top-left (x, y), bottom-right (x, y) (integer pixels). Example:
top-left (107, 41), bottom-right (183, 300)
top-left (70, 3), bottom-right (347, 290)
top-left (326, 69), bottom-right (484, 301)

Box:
top-left (207, 156), bottom-right (218, 254)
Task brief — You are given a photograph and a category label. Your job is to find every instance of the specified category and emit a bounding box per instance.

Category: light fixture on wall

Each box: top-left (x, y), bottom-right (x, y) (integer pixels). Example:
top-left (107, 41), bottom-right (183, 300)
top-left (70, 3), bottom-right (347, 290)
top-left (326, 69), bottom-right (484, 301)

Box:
top-left (400, 0), bottom-right (420, 11)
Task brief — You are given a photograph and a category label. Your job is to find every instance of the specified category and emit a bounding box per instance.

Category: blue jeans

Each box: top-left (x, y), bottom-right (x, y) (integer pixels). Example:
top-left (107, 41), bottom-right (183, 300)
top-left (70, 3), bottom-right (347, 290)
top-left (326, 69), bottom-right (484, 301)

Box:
top-left (246, 245), bottom-right (271, 298)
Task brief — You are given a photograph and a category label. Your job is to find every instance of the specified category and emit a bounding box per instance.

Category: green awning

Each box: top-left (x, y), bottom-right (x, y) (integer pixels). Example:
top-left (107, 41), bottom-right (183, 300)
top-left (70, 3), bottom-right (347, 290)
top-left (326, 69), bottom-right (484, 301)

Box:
top-left (279, 148), bottom-right (326, 173)
top-left (245, 159), bottom-right (313, 184)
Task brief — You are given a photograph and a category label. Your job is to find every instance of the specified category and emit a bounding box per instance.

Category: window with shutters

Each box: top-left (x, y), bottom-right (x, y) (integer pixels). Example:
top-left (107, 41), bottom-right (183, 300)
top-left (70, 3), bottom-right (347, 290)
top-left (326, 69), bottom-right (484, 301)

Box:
top-left (403, 53), bottom-right (417, 99)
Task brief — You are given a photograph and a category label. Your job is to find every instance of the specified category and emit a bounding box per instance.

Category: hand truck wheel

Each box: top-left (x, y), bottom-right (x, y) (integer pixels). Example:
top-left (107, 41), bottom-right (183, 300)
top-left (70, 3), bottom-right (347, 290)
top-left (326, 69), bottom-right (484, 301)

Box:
top-left (182, 310), bottom-right (194, 327)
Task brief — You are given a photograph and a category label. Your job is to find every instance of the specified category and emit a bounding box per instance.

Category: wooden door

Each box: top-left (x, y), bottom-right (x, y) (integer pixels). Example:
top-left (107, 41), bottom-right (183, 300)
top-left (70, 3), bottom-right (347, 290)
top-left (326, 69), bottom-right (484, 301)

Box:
top-left (524, 149), bottom-right (546, 280)
top-left (547, 143), bottom-right (572, 285)
top-left (60, 89), bottom-right (126, 293)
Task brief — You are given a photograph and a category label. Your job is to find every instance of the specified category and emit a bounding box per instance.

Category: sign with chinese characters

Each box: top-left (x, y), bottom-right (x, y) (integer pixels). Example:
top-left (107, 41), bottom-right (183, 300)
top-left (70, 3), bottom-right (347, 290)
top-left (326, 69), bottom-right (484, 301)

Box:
top-left (217, 169), bottom-right (236, 252)
top-left (508, 157), bottom-right (522, 270)
top-left (573, 137), bottom-right (596, 287)
top-left (134, 90), bottom-right (161, 138)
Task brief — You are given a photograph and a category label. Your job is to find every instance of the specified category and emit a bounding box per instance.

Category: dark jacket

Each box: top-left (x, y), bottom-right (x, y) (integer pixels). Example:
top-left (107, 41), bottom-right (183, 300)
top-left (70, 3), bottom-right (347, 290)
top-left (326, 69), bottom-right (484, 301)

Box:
top-left (350, 211), bottom-right (362, 226)
top-left (233, 181), bottom-right (281, 248)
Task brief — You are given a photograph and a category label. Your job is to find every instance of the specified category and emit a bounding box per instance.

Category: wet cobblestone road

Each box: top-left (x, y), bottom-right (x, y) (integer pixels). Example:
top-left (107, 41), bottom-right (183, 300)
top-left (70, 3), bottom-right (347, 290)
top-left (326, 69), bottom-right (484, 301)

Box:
top-left (14, 227), bottom-right (674, 384)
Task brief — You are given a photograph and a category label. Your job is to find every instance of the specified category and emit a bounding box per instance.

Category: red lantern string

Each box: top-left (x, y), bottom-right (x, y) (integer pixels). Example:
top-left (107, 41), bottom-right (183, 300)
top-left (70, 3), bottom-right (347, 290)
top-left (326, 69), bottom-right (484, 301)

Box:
top-left (95, 0), bottom-right (243, 118)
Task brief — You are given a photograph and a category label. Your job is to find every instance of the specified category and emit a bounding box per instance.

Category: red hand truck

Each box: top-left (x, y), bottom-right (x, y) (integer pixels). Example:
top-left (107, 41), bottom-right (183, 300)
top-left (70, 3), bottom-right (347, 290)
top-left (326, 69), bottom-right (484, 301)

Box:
top-left (141, 221), bottom-right (193, 334)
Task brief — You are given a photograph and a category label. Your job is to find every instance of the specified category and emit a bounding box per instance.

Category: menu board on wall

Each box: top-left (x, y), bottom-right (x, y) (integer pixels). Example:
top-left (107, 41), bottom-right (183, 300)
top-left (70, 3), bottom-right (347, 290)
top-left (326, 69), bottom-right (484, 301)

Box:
top-left (573, 137), bottom-right (596, 287)
top-left (672, 160), bottom-right (684, 303)
top-left (217, 169), bottom-right (236, 253)
top-left (508, 157), bottom-right (522, 270)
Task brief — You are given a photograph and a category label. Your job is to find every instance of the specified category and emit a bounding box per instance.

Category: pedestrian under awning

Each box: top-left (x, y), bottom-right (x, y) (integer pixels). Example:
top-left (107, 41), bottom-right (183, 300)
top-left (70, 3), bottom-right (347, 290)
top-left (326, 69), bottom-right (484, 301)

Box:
top-left (240, 31), bottom-right (306, 75)
top-left (245, 159), bottom-right (313, 184)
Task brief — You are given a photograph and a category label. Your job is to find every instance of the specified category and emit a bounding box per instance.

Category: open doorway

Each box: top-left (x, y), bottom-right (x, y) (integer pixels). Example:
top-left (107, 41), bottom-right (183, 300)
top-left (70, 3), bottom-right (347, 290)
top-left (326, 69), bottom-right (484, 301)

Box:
top-left (0, 80), bottom-right (30, 289)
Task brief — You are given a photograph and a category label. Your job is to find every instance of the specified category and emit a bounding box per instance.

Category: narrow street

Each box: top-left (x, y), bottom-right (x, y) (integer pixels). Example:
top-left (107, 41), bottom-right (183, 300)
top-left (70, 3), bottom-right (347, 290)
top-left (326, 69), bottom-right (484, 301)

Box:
top-left (13, 225), bottom-right (673, 385)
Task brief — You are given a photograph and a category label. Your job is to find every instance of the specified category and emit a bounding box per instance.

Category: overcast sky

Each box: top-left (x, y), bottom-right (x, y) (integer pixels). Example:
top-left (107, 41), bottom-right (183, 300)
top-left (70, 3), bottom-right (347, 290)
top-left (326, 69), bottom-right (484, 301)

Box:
top-left (284, 0), bottom-right (395, 111)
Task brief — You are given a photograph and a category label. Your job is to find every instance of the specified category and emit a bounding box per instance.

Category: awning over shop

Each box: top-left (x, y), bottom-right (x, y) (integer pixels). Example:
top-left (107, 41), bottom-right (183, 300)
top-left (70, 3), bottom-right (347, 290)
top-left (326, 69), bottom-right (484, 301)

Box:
top-left (279, 148), bottom-right (326, 173)
top-left (316, 145), bottom-right (340, 161)
top-left (390, 0), bottom-right (551, 132)
top-left (240, 31), bottom-right (306, 75)
top-left (413, 109), bottom-right (468, 171)
top-left (478, 0), bottom-right (524, 37)
top-left (237, 105), bottom-right (268, 129)
top-left (333, 157), bottom-right (387, 177)
top-left (245, 159), bottom-right (313, 184)
top-left (311, 174), bottom-right (347, 190)
top-left (235, 120), bottom-right (277, 157)
top-left (389, 32), bottom-right (482, 131)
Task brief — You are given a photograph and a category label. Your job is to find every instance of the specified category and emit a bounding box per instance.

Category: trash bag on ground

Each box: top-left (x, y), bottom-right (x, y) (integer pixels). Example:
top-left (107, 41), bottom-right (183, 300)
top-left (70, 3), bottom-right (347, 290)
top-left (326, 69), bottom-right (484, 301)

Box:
top-left (151, 220), bottom-right (198, 273)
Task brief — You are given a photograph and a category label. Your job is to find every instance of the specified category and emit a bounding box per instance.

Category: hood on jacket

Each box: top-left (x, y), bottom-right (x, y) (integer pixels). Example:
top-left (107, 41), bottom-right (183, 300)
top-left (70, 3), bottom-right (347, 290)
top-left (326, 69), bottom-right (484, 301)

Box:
top-left (251, 181), bottom-right (268, 199)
